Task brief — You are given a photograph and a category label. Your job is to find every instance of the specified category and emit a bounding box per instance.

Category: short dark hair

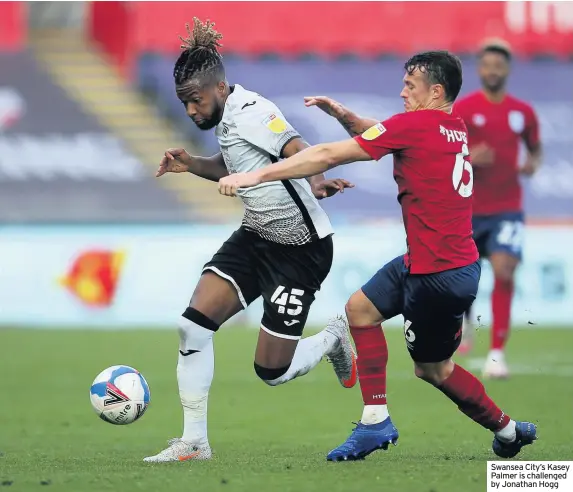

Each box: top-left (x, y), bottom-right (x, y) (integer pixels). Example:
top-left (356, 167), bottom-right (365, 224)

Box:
top-left (173, 18), bottom-right (225, 86)
top-left (479, 44), bottom-right (512, 62)
top-left (404, 51), bottom-right (463, 103)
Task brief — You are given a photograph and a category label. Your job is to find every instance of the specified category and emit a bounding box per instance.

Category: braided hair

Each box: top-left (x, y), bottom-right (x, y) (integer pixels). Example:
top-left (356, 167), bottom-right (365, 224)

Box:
top-left (174, 18), bottom-right (225, 86)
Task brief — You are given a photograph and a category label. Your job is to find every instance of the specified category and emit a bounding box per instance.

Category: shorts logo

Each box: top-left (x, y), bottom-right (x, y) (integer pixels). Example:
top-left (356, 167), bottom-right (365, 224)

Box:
top-left (361, 123), bottom-right (386, 141)
top-left (284, 320), bottom-right (300, 327)
top-left (404, 320), bottom-right (415, 348)
top-left (263, 114), bottom-right (287, 134)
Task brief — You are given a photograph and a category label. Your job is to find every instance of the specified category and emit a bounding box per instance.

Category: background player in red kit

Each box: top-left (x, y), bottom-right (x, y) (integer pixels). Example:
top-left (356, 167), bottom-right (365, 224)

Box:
top-left (455, 40), bottom-right (542, 378)
top-left (218, 51), bottom-right (537, 461)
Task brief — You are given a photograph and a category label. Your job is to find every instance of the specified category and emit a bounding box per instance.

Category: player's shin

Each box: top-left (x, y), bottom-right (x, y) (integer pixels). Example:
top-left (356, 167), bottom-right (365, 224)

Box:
top-left (433, 363), bottom-right (513, 434)
top-left (177, 307), bottom-right (218, 445)
top-left (350, 324), bottom-right (390, 424)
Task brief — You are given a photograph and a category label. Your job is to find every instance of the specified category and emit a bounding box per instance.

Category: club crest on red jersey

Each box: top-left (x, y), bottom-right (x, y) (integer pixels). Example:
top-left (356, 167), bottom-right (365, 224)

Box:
top-left (472, 113), bottom-right (486, 127)
top-left (508, 111), bottom-right (525, 133)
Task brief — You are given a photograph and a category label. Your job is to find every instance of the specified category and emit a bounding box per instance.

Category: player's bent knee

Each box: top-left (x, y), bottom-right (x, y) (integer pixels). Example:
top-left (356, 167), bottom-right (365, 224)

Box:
top-left (494, 270), bottom-right (515, 285)
top-left (345, 290), bottom-right (383, 326)
top-left (492, 262), bottom-right (516, 284)
top-left (490, 254), bottom-right (519, 284)
top-left (178, 307), bottom-right (220, 351)
top-left (253, 362), bottom-right (291, 386)
top-left (413, 360), bottom-right (454, 386)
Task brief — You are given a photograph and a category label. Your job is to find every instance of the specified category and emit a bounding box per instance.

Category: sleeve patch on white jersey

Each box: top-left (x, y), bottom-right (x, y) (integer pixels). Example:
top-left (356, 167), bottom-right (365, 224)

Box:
top-left (263, 114), bottom-right (287, 134)
top-left (361, 123), bottom-right (386, 141)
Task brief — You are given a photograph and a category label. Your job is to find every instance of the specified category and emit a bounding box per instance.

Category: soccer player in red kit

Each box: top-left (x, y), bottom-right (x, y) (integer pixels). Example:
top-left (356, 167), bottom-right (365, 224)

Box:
top-left (454, 40), bottom-right (542, 378)
top-left (218, 51), bottom-right (537, 461)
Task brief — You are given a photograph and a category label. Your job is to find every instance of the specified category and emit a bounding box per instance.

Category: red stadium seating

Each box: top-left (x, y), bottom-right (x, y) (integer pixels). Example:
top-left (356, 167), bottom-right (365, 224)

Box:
top-left (88, 1), bottom-right (573, 78)
top-left (0, 2), bottom-right (26, 51)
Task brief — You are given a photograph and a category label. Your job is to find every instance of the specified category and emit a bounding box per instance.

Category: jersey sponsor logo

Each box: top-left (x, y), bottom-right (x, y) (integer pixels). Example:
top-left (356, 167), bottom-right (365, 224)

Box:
top-left (508, 110), bottom-right (525, 133)
top-left (263, 114), bottom-right (287, 134)
top-left (472, 113), bottom-right (486, 127)
top-left (361, 123), bottom-right (386, 141)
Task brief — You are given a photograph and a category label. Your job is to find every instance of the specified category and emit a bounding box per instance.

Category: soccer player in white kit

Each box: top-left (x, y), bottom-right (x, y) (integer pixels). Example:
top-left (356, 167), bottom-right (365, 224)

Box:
top-left (144, 18), bottom-right (357, 463)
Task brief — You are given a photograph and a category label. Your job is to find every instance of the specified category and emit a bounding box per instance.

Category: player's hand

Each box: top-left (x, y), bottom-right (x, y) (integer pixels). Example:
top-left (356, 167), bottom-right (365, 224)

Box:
top-left (312, 178), bottom-right (355, 199)
top-left (156, 148), bottom-right (193, 177)
top-left (304, 96), bottom-right (346, 120)
top-left (470, 143), bottom-right (495, 167)
top-left (218, 172), bottom-right (262, 197)
top-left (520, 157), bottom-right (538, 176)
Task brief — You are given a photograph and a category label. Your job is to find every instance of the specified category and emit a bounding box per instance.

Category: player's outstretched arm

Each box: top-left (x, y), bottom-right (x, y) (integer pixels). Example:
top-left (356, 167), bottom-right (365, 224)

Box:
top-left (218, 140), bottom-right (369, 197)
top-left (304, 96), bottom-right (378, 137)
top-left (156, 149), bottom-right (228, 182)
top-left (282, 137), bottom-right (354, 199)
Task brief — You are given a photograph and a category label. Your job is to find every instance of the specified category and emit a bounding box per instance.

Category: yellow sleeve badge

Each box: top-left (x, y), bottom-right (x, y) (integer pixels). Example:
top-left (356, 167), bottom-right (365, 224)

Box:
top-left (263, 114), bottom-right (287, 134)
top-left (361, 123), bottom-right (386, 141)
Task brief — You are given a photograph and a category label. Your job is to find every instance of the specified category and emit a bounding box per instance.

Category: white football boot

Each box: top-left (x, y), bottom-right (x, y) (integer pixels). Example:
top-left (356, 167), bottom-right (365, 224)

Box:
top-left (143, 438), bottom-right (212, 463)
top-left (483, 350), bottom-right (509, 380)
top-left (324, 316), bottom-right (358, 388)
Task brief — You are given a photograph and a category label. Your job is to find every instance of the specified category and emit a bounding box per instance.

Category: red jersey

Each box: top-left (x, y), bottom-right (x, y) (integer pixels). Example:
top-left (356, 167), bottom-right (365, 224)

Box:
top-left (454, 91), bottom-right (540, 216)
top-left (355, 110), bottom-right (478, 274)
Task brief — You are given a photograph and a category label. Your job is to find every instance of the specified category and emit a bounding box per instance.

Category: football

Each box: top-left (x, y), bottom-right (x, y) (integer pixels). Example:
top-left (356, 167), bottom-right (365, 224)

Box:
top-left (89, 365), bottom-right (151, 425)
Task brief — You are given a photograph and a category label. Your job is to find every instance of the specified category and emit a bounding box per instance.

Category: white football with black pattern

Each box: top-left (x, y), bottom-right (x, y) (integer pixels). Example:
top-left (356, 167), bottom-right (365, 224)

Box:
top-left (89, 365), bottom-right (150, 425)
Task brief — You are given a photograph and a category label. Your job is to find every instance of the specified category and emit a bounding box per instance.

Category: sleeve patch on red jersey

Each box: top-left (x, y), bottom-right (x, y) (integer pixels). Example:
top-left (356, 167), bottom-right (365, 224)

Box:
top-left (361, 123), bottom-right (386, 141)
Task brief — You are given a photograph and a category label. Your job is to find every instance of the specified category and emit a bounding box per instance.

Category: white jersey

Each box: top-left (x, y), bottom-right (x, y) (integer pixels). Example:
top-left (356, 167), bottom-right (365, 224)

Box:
top-left (215, 84), bottom-right (333, 246)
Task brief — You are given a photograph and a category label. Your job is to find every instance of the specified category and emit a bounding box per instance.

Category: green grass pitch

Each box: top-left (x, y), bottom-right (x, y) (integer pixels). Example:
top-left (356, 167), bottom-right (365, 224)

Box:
top-left (1, 326), bottom-right (572, 491)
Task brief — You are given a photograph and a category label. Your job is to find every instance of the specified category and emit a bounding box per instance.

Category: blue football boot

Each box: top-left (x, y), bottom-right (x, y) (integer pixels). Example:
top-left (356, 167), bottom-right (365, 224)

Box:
top-left (492, 421), bottom-right (537, 458)
top-left (327, 417), bottom-right (399, 461)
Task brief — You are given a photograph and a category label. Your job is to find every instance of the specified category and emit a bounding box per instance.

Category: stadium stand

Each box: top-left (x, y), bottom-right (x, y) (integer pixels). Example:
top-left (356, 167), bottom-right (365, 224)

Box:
top-left (1, 2), bottom-right (571, 224)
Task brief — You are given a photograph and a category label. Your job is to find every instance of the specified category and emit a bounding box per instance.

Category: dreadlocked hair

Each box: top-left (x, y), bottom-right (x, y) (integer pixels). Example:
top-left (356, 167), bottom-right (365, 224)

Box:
top-left (174, 17), bottom-right (225, 86)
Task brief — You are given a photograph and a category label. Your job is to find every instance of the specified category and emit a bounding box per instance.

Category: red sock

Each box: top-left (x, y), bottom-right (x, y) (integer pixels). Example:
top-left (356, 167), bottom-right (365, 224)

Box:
top-left (350, 324), bottom-right (388, 405)
top-left (492, 278), bottom-right (513, 350)
top-left (437, 364), bottom-right (510, 431)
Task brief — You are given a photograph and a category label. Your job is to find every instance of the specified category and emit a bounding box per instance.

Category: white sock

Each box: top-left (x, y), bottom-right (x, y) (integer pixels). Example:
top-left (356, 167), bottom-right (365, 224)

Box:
top-left (488, 349), bottom-right (505, 362)
top-left (177, 316), bottom-right (215, 445)
top-left (266, 329), bottom-right (338, 385)
top-left (361, 405), bottom-right (390, 425)
top-left (495, 419), bottom-right (517, 443)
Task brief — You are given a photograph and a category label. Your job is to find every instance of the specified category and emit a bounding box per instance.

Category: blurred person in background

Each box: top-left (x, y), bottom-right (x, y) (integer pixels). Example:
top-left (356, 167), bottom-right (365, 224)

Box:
top-left (454, 40), bottom-right (542, 379)
top-left (145, 18), bottom-right (356, 463)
